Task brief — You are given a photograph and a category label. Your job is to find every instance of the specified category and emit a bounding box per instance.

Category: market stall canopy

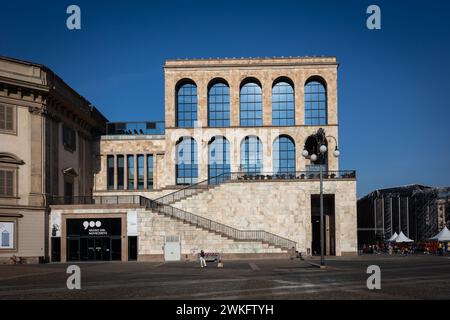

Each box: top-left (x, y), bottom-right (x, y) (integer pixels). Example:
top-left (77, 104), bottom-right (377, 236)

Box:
top-left (395, 231), bottom-right (414, 243)
top-left (387, 232), bottom-right (398, 242)
top-left (430, 226), bottom-right (450, 242)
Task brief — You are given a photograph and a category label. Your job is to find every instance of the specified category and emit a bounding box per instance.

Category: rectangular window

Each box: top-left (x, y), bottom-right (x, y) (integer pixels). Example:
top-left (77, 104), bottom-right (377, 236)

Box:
top-left (62, 125), bottom-right (76, 151)
top-left (127, 155), bottom-right (135, 190)
top-left (147, 154), bottom-right (154, 190)
top-left (107, 156), bottom-right (114, 190)
top-left (0, 170), bottom-right (14, 197)
top-left (137, 155), bottom-right (144, 190)
top-left (64, 181), bottom-right (73, 198)
top-left (117, 155), bottom-right (124, 190)
top-left (0, 104), bottom-right (15, 133)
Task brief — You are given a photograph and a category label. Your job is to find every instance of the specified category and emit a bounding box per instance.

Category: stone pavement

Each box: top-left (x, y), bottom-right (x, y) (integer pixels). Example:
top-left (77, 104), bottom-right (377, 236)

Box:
top-left (0, 255), bottom-right (449, 299)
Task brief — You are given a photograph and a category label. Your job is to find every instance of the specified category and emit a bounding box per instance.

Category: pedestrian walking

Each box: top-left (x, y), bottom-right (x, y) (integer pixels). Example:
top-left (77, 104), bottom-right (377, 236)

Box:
top-left (200, 250), bottom-right (207, 268)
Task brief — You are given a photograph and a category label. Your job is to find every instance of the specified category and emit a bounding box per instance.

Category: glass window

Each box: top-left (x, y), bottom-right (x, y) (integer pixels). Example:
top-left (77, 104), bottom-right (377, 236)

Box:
top-left (176, 83), bottom-right (197, 128)
top-left (137, 155), bottom-right (144, 190)
top-left (240, 82), bottom-right (262, 126)
top-left (0, 169), bottom-right (14, 196)
top-left (305, 80), bottom-right (327, 125)
top-left (62, 125), bottom-right (76, 151)
top-left (208, 82), bottom-right (230, 127)
top-left (107, 155), bottom-right (114, 190)
top-left (176, 137), bottom-right (198, 185)
top-left (208, 136), bottom-right (230, 183)
top-left (0, 104), bottom-right (15, 133)
top-left (117, 155), bottom-right (124, 190)
top-left (273, 135), bottom-right (296, 174)
top-left (272, 81), bottom-right (294, 126)
top-left (240, 136), bottom-right (263, 174)
top-left (147, 154), bottom-right (154, 190)
top-left (127, 155), bottom-right (135, 189)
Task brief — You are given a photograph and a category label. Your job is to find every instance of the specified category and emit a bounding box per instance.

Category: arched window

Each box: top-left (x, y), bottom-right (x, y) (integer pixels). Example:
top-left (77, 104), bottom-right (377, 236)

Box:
top-left (208, 81), bottom-right (230, 127)
top-left (273, 135), bottom-right (296, 174)
top-left (208, 136), bottom-right (230, 183)
top-left (240, 136), bottom-right (263, 174)
top-left (240, 81), bottom-right (262, 126)
top-left (176, 81), bottom-right (197, 128)
top-left (272, 80), bottom-right (294, 126)
top-left (305, 78), bottom-right (327, 125)
top-left (176, 137), bottom-right (198, 185)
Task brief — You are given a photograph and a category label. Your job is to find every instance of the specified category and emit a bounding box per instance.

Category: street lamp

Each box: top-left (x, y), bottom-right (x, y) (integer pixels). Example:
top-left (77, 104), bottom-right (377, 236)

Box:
top-left (302, 141), bottom-right (339, 267)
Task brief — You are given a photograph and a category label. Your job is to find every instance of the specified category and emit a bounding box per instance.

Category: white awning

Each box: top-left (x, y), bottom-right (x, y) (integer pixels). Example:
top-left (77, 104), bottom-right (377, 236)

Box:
top-left (387, 232), bottom-right (398, 242)
top-left (395, 231), bottom-right (414, 243)
top-left (430, 226), bottom-right (450, 242)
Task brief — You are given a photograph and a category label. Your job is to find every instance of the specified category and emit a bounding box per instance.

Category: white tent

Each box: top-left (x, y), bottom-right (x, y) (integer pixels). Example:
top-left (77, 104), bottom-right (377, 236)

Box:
top-left (387, 232), bottom-right (398, 242)
top-left (395, 231), bottom-right (414, 243)
top-left (430, 226), bottom-right (450, 242)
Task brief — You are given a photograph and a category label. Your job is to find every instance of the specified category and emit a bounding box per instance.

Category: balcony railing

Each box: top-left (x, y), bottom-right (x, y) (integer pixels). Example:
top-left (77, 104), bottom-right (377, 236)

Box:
top-left (106, 121), bottom-right (165, 136)
top-left (154, 170), bottom-right (356, 205)
top-left (49, 195), bottom-right (141, 206)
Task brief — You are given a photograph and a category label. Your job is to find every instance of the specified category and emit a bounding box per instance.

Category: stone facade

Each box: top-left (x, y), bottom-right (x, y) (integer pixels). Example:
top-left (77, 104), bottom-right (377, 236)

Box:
top-left (45, 56), bottom-right (358, 262)
top-left (0, 57), bottom-right (107, 263)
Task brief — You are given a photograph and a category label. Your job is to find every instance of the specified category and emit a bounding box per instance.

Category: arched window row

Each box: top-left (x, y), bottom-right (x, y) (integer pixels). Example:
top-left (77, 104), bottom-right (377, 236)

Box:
top-left (175, 76), bottom-right (328, 128)
top-left (175, 135), bottom-right (332, 184)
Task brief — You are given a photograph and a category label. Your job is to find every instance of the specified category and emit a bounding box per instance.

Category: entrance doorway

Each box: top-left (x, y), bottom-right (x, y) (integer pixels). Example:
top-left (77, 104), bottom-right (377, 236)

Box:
top-left (311, 194), bottom-right (335, 256)
top-left (66, 218), bottom-right (122, 261)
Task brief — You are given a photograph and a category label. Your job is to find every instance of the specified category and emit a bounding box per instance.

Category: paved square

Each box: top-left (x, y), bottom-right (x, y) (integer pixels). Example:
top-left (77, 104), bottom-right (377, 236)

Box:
top-left (1, 255), bottom-right (449, 299)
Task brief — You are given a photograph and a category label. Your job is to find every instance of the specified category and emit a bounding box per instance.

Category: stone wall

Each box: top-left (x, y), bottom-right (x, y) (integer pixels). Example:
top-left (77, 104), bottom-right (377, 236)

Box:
top-left (170, 179), bottom-right (357, 255)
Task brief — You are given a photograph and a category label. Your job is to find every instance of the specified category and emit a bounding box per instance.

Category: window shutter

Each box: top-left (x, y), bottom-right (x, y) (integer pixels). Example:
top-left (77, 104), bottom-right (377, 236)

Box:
top-left (6, 106), bottom-right (13, 130)
top-left (0, 171), bottom-right (4, 195)
top-left (0, 105), bottom-right (5, 130)
top-left (72, 129), bottom-right (76, 151)
top-left (5, 171), bottom-right (13, 196)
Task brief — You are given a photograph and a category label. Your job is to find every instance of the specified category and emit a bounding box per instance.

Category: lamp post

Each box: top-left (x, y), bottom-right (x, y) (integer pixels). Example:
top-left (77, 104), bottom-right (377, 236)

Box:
top-left (302, 142), bottom-right (339, 267)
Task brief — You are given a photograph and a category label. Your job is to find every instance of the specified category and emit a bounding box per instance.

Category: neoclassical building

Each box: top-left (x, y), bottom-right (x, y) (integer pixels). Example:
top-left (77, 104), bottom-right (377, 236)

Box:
top-left (49, 56), bottom-right (357, 262)
top-left (0, 56), bottom-right (106, 263)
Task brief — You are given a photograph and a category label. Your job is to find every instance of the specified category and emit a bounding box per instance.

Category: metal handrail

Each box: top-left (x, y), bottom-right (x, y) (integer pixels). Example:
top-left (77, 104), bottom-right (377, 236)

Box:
top-left (140, 196), bottom-right (296, 250)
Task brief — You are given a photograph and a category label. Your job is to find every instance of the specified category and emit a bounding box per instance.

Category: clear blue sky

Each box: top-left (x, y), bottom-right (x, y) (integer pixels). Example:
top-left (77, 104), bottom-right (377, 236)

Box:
top-left (1, 0), bottom-right (449, 196)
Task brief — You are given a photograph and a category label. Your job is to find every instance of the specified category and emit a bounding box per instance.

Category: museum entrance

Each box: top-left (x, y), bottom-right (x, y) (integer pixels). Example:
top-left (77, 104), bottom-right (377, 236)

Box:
top-left (66, 218), bottom-right (122, 261)
top-left (311, 194), bottom-right (336, 256)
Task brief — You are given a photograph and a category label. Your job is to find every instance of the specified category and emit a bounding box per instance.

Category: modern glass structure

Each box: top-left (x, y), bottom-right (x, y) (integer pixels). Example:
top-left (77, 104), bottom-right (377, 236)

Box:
top-left (176, 82), bottom-right (197, 128)
top-left (147, 154), bottom-right (154, 190)
top-left (305, 79), bottom-right (327, 125)
top-left (176, 137), bottom-right (198, 185)
top-left (240, 81), bottom-right (262, 126)
top-left (117, 155), bottom-right (124, 190)
top-left (208, 81), bottom-right (230, 127)
top-left (273, 135), bottom-right (296, 174)
top-left (208, 136), bottom-right (230, 182)
top-left (240, 135), bottom-right (263, 174)
top-left (127, 155), bottom-right (135, 189)
top-left (272, 80), bottom-right (295, 126)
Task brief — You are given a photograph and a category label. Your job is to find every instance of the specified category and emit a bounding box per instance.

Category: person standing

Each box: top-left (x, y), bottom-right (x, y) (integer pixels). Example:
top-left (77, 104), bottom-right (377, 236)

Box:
top-left (200, 250), bottom-right (207, 268)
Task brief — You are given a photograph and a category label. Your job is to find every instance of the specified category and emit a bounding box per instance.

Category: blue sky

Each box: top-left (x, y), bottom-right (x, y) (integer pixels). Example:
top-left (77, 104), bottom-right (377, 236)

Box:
top-left (1, 0), bottom-right (449, 196)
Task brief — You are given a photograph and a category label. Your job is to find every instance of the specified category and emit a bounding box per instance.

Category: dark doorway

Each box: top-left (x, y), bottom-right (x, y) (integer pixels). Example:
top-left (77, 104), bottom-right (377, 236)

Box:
top-left (311, 194), bottom-right (336, 256)
top-left (51, 237), bottom-right (61, 262)
top-left (66, 218), bottom-right (122, 261)
top-left (128, 236), bottom-right (137, 261)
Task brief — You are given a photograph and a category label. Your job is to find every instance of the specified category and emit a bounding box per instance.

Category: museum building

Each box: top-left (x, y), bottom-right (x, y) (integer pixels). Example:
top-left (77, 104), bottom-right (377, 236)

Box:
top-left (0, 56), bottom-right (358, 263)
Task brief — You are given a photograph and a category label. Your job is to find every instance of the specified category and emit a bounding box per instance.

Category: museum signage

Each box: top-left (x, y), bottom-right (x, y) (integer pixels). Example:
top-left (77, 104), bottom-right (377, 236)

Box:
top-left (66, 218), bottom-right (121, 237)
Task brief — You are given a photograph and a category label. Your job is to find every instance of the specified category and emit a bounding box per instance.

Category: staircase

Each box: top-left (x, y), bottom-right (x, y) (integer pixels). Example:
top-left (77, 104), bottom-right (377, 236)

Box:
top-left (142, 172), bottom-right (297, 250)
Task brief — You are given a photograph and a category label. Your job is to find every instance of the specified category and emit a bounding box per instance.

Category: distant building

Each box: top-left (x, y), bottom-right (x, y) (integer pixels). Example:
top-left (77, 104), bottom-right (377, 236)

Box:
top-left (357, 184), bottom-right (450, 247)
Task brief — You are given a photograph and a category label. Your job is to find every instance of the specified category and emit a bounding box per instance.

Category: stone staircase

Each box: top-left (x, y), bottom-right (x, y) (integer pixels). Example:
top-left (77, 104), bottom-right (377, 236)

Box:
top-left (139, 212), bottom-right (286, 255)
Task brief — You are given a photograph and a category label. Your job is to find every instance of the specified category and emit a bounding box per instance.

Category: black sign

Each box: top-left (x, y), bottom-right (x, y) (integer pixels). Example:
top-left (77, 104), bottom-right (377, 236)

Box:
top-left (66, 218), bottom-right (121, 237)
